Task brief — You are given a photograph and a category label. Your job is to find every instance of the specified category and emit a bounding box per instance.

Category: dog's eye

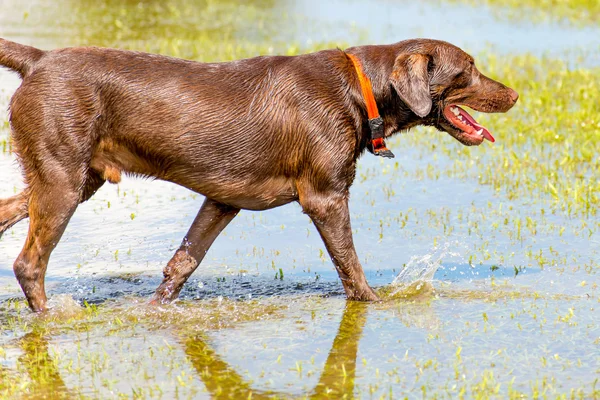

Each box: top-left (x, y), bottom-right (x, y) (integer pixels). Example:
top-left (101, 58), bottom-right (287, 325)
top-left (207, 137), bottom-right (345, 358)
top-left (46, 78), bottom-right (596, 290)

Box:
top-left (453, 70), bottom-right (471, 87)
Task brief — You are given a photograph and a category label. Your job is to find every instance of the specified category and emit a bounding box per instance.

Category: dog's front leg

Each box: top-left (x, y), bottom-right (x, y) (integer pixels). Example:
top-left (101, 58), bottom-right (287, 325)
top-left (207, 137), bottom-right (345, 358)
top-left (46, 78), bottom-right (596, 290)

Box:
top-left (151, 197), bottom-right (239, 304)
top-left (299, 191), bottom-right (379, 301)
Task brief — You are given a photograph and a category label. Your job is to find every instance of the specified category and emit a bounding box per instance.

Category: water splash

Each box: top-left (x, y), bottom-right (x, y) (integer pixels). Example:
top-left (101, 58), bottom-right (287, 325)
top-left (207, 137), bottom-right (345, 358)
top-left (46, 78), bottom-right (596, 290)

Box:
top-left (389, 241), bottom-right (469, 297)
top-left (45, 294), bottom-right (84, 319)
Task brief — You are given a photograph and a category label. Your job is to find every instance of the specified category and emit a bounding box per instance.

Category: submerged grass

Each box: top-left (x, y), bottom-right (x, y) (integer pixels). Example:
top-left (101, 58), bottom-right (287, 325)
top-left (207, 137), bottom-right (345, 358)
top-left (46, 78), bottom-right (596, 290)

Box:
top-left (377, 279), bottom-right (586, 303)
top-left (0, 296), bottom-right (286, 398)
top-left (2, 290), bottom-right (596, 399)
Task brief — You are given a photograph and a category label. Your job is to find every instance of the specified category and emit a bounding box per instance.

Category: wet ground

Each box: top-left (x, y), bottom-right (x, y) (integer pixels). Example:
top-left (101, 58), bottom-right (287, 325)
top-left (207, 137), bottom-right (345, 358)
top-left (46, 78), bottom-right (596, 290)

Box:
top-left (0, 0), bottom-right (599, 398)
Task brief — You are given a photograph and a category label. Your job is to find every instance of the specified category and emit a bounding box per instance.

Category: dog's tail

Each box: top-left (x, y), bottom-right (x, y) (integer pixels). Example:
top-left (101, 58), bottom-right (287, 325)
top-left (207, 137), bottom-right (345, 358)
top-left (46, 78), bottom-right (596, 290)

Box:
top-left (0, 38), bottom-right (45, 78)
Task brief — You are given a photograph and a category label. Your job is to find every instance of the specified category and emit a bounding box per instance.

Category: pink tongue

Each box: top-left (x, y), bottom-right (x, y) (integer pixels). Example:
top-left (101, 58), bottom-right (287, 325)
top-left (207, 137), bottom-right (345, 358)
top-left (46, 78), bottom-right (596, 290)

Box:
top-left (478, 126), bottom-right (495, 143)
top-left (458, 108), bottom-right (495, 143)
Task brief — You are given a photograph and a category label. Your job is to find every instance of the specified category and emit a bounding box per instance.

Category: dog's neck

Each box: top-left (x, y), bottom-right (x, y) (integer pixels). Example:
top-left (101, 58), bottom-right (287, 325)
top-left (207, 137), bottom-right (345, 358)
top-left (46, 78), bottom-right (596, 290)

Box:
top-left (346, 52), bottom-right (394, 158)
top-left (343, 46), bottom-right (421, 156)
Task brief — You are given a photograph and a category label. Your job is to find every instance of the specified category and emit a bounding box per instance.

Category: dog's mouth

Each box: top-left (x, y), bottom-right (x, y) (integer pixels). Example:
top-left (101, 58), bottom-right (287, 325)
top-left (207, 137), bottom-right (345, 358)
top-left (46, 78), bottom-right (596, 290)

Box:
top-left (441, 105), bottom-right (495, 146)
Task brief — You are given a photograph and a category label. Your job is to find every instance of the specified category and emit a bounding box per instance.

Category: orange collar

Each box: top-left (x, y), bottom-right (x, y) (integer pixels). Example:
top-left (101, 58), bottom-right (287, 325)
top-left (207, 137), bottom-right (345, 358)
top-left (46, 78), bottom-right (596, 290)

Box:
top-left (346, 53), bottom-right (394, 158)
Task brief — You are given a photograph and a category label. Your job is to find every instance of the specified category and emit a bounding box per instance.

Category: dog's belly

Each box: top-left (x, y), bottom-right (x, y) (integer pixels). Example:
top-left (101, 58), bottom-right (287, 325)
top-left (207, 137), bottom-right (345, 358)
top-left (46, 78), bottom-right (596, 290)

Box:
top-left (188, 175), bottom-right (299, 210)
top-left (90, 138), bottom-right (299, 210)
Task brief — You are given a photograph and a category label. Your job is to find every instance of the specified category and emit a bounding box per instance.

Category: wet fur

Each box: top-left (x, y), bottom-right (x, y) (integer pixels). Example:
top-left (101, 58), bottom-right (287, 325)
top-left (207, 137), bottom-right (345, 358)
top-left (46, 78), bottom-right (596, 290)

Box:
top-left (0, 38), bottom-right (518, 311)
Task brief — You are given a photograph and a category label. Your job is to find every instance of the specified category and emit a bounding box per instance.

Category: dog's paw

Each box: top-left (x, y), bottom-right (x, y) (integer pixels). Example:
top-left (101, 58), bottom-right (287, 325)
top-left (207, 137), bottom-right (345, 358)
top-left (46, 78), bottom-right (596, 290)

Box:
top-left (348, 287), bottom-right (380, 302)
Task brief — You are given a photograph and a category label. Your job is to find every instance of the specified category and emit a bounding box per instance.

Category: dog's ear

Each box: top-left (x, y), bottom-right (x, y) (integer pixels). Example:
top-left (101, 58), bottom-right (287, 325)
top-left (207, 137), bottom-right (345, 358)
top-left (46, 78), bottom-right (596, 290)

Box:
top-left (389, 53), bottom-right (432, 118)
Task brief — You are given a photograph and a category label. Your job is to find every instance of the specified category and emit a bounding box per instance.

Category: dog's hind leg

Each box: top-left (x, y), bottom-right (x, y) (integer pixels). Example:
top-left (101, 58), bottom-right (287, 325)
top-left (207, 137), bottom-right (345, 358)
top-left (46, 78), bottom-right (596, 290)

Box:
top-left (12, 179), bottom-right (82, 312)
top-left (7, 74), bottom-right (105, 311)
top-left (0, 191), bottom-right (29, 240)
top-left (13, 179), bottom-right (81, 312)
top-left (151, 197), bottom-right (240, 304)
top-left (12, 170), bottom-right (105, 312)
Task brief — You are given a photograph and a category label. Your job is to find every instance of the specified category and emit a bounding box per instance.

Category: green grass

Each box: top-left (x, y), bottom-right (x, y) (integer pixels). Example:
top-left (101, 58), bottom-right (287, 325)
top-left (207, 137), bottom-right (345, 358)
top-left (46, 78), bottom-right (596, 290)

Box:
top-left (40, 0), bottom-right (344, 62)
top-left (429, 0), bottom-right (600, 25)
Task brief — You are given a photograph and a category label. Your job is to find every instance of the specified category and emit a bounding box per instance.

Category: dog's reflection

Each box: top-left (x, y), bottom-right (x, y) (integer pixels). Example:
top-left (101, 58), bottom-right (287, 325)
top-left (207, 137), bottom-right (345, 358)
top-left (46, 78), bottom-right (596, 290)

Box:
top-left (12, 330), bottom-right (76, 399)
top-left (10, 298), bottom-right (439, 398)
top-left (183, 301), bottom-right (369, 399)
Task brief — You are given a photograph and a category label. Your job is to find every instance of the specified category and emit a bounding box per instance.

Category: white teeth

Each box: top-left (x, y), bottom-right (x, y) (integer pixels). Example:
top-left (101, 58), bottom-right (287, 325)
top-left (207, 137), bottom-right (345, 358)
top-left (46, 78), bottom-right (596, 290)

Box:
top-left (451, 107), bottom-right (460, 116)
top-left (476, 129), bottom-right (484, 136)
top-left (457, 115), bottom-right (464, 121)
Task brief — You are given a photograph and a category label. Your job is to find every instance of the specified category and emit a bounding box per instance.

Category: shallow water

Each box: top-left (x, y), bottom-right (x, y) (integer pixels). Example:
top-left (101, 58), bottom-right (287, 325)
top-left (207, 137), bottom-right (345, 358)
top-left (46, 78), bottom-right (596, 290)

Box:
top-left (295, 0), bottom-right (600, 63)
top-left (1, 0), bottom-right (599, 398)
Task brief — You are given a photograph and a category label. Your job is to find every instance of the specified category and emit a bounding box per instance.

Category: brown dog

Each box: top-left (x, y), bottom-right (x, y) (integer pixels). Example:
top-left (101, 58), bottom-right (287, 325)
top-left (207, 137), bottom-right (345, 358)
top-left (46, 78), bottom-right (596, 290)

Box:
top-left (0, 38), bottom-right (518, 311)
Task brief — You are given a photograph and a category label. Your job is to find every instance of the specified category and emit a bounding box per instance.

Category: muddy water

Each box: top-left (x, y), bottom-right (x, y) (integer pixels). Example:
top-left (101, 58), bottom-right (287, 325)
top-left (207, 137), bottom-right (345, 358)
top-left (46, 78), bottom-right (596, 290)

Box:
top-left (1, 0), bottom-right (599, 398)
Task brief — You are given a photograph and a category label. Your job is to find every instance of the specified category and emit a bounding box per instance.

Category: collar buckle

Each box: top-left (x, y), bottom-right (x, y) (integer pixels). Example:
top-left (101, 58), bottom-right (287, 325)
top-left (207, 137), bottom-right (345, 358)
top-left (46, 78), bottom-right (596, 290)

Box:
top-left (368, 117), bottom-right (395, 158)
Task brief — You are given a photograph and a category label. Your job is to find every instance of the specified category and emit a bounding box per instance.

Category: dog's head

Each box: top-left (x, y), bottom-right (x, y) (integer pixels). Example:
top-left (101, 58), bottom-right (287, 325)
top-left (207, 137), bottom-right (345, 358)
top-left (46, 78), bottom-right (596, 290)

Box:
top-left (388, 40), bottom-right (518, 146)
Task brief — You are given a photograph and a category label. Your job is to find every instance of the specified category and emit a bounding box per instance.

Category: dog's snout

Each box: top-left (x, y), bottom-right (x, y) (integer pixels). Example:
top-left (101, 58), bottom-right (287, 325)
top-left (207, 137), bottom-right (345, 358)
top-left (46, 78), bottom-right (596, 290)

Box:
top-left (509, 88), bottom-right (519, 103)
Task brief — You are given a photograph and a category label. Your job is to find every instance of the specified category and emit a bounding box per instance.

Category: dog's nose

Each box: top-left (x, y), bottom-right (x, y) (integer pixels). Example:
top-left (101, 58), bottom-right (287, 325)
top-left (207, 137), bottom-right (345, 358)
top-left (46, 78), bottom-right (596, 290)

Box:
top-left (509, 89), bottom-right (519, 103)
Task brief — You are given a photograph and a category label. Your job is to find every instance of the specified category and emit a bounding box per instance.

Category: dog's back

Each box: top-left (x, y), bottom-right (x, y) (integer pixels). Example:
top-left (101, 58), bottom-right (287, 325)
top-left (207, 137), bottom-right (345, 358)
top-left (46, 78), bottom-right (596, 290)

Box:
top-left (2, 41), bottom-right (359, 210)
